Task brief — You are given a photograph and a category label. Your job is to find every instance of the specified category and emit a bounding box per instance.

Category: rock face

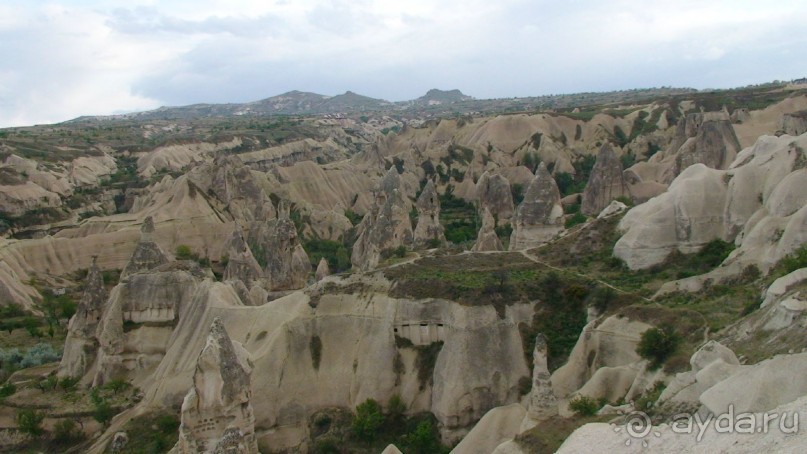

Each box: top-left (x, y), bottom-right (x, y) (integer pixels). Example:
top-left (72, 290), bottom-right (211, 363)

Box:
top-left (174, 318), bottom-right (258, 454)
top-left (581, 143), bottom-right (629, 216)
top-left (261, 204), bottom-right (311, 291)
top-left (666, 111), bottom-right (741, 182)
top-left (475, 171), bottom-right (514, 224)
top-left (315, 257), bottom-right (330, 281)
top-left (509, 163), bottom-right (563, 249)
top-left (351, 167), bottom-right (414, 270)
top-left (615, 133), bottom-right (807, 271)
top-left (472, 207), bottom-right (504, 252)
top-left (59, 256), bottom-right (106, 378)
top-left (207, 156), bottom-right (275, 225)
top-left (526, 335), bottom-right (557, 421)
top-left (223, 230), bottom-right (263, 286)
top-left (413, 180), bottom-right (446, 248)
top-left (779, 112), bottom-right (807, 136)
top-left (120, 217), bottom-right (169, 278)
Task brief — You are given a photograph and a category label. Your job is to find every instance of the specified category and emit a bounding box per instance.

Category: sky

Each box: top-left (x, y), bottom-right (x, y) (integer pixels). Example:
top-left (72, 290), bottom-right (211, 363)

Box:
top-left (0, 0), bottom-right (805, 127)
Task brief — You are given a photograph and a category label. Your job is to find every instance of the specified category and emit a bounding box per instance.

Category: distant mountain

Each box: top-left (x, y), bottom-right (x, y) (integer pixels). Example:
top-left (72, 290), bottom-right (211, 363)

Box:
top-left (413, 89), bottom-right (474, 105)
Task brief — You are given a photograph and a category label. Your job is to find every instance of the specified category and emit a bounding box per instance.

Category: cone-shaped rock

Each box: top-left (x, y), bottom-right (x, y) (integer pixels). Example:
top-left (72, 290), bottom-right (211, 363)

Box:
top-left (59, 255), bottom-right (106, 378)
top-left (223, 229), bottom-right (263, 285)
top-left (174, 318), bottom-right (258, 454)
top-left (475, 171), bottom-right (514, 223)
top-left (527, 334), bottom-right (557, 421)
top-left (472, 207), bottom-right (503, 252)
top-left (413, 180), bottom-right (446, 248)
top-left (351, 167), bottom-right (414, 270)
top-left (121, 216), bottom-right (168, 278)
top-left (315, 257), bottom-right (331, 281)
top-left (263, 203), bottom-right (311, 291)
top-left (581, 144), bottom-right (629, 216)
top-left (510, 163), bottom-right (563, 250)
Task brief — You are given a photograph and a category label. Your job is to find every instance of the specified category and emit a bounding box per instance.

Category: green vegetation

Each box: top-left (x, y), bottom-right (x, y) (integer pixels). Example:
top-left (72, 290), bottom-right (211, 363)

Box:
top-left (114, 413), bottom-right (180, 453)
top-left (16, 409), bottom-right (45, 437)
top-left (352, 399), bottom-right (385, 442)
top-left (637, 326), bottom-right (681, 369)
top-left (439, 190), bottom-right (479, 244)
top-left (780, 244), bottom-right (807, 274)
top-left (569, 395), bottom-right (600, 416)
top-left (564, 212), bottom-right (587, 228)
top-left (303, 238), bottom-right (352, 273)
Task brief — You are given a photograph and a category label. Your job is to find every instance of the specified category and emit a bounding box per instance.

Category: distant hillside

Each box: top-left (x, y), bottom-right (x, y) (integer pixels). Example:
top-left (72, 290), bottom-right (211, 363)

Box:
top-left (413, 89), bottom-right (474, 105)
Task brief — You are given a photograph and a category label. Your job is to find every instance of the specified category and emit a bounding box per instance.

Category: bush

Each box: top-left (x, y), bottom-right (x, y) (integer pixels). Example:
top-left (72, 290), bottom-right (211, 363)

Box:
top-left (403, 420), bottom-right (443, 454)
top-left (175, 244), bottom-right (194, 260)
top-left (637, 326), bottom-right (680, 369)
top-left (103, 379), bottom-right (130, 394)
top-left (19, 343), bottom-right (61, 369)
top-left (0, 382), bottom-right (16, 398)
top-left (92, 398), bottom-right (115, 426)
top-left (565, 212), bottom-right (587, 228)
top-left (16, 409), bottom-right (45, 437)
top-left (779, 245), bottom-right (807, 274)
top-left (387, 394), bottom-right (407, 423)
top-left (53, 419), bottom-right (84, 443)
top-left (352, 399), bottom-right (384, 442)
top-left (303, 238), bottom-right (352, 273)
top-left (696, 239), bottom-right (734, 268)
top-left (569, 395), bottom-right (600, 416)
top-left (59, 376), bottom-right (80, 392)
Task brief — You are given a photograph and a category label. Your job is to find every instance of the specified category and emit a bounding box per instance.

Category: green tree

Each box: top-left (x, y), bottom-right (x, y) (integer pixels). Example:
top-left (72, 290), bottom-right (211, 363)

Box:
top-left (637, 326), bottom-right (680, 369)
top-left (352, 399), bottom-right (384, 442)
top-left (16, 409), bottom-right (45, 437)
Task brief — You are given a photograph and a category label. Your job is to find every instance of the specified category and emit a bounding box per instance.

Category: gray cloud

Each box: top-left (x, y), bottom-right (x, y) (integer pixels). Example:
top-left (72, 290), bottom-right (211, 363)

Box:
top-left (0, 0), bottom-right (805, 127)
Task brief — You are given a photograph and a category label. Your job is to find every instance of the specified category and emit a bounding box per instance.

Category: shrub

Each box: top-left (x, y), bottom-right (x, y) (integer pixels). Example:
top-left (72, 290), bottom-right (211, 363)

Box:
top-left (53, 419), bottom-right (84, 443)
top-left (569, 395), bottom-right (599, 416)
top-left (92, 397), bottom-right (115, 426)
top-left (59, 376), bottom-right (80, 392)
top-left (352, 399), bottom-right (384, 442)
top-left (175, 244), bottom-right (194, 260)
top-left (303, 238), bottom-right (352, 273)
top-left (0, 382), bottom-right (16, 398)
top-left (403, 420), bottom-right (443, 454)
top-left (16, 409), bottom-right (45, 437)
top-left (779, 245), bottom-right (807, 274)
top-left (565, 212), bottom-right (587, 228)
top-left (103, 379), bottom-right (130, 394)
top-left (696, 239), bottom-right (734, 268)
top-left (637, 326), bottom-right (680, 369)
top-left (19, 343), bottom-right (61, 368)
top-left (387, 394), bottom-right (407, 423)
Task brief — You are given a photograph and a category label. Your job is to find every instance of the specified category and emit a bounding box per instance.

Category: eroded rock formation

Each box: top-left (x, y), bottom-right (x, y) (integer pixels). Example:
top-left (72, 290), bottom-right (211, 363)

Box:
top-left (261, 204), bottom-right (311, 291)
top-left (616, 132), bottom-right (807, 272)
top-left (581, 143), bottom-right (629, 216)
top-left (526, 334), bottom-right (557, 421)
top-left (223, 230), bottom-right (263, 286)
top-left (509, 163), bottom-right (563, 249)
top-left (351, 167), bottom-right (414, 270)
top-left (475, 171), bottom-right (514, 224)
top-left (413, 180), bottom-right (446, 248)
top-left (315, 257), bottom-right (330, 281)
top-left (59, 256), bottom-right (106, 378)
top-left (666, 111), bottom-right (741, 182)
top-left (174, 318), bottom-right (258, 454)
top-left (472, 207), bottom-right (504, 252)
top-left (120, 216), bottom-right (169, 278)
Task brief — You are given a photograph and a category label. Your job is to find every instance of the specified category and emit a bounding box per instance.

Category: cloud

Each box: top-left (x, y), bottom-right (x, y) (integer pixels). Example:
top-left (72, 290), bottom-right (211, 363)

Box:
top-left (0, 0), bottom-right (805, 126)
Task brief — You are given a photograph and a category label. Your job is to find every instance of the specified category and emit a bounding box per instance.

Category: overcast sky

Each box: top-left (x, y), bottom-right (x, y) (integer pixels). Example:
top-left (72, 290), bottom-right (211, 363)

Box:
top-left (1, 0), bottom-right (805, 127)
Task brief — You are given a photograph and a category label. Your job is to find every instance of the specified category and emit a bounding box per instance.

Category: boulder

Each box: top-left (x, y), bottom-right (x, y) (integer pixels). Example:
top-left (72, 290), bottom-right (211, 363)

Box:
top-left (449, 404), bottom-right (526, 454)
top-left (762, 267), bottom-right (807, 308)
top-left (663, 111), bottom-right (741, 182)
top-left (581, 143), bottom-right (629, 216)
top-left (120, 216), bottom-right (169, 278)
top-left (472, 207), bottom-right (504, 252)
top-left (509, 163), bottom-right (563, 250)
top-left (475, 171), bottom-right (514, 224)
top-left (174, 318), bottom-right (258, 454)
top-left (778, 112), bottom-right (807, 136)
